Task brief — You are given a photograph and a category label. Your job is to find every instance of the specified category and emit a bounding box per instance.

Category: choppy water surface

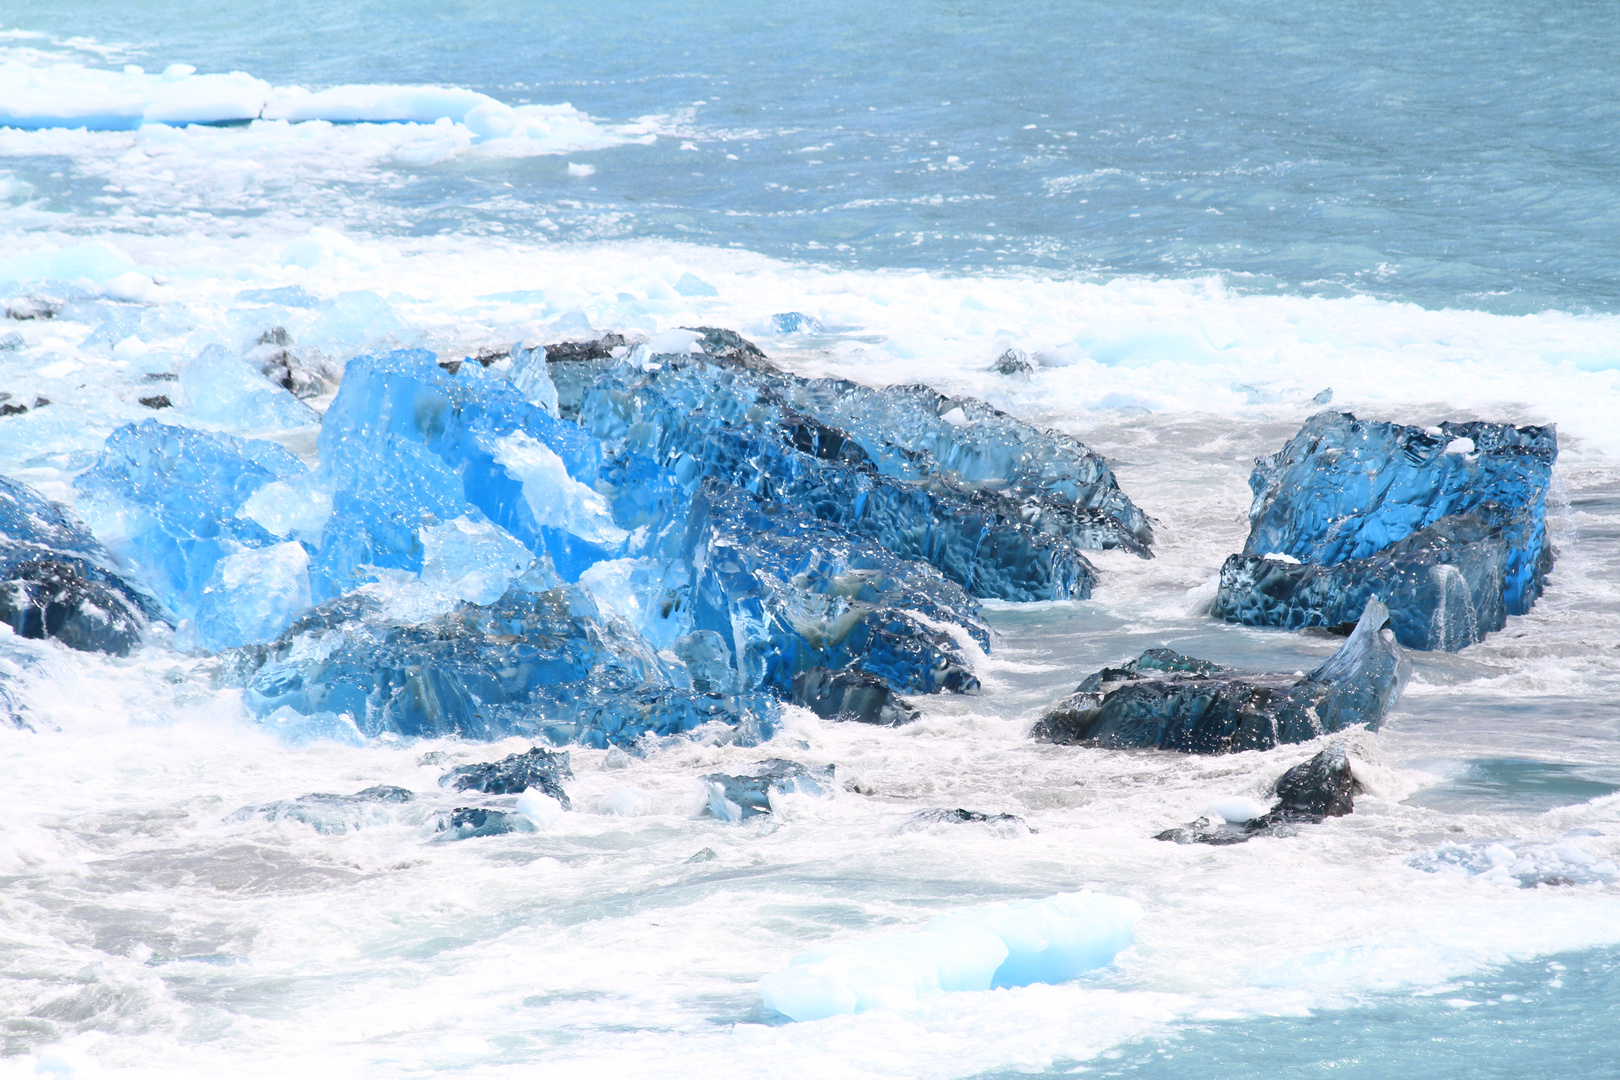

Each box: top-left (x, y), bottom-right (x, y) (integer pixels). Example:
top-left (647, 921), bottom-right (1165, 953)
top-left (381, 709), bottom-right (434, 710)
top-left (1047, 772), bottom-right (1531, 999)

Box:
top-left (2, 3), bottom-right (1619, 1077)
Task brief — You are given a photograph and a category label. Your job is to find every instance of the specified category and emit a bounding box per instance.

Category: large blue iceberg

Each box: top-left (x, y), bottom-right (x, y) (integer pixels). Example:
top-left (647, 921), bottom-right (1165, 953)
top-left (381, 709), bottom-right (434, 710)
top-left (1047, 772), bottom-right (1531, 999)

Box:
top-left (1212, 411), bottom-right (1557, 650)
top-left (62, 329), bottom-right (1150, 747)
top-left (1035, 599), bottom-right (1410, 752)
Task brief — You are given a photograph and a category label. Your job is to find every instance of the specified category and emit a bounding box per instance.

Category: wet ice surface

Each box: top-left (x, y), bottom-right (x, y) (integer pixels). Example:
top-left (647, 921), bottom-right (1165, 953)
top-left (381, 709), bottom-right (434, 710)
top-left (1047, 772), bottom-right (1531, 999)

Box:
top-left (0, 391), bottom-right (1616, 1076)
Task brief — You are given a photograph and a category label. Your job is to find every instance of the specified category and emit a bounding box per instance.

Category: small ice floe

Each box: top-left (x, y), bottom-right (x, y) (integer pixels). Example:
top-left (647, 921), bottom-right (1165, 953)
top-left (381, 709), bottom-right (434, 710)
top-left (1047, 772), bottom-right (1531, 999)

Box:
top-left (1410, 834), bottom-right (1618, 888)
top-left (758, 891), bottom-right (1140, 1021)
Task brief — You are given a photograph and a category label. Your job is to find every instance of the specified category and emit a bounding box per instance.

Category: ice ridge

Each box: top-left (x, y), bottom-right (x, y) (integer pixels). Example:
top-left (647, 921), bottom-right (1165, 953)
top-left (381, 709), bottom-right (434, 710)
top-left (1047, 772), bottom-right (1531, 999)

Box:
top-left (1214, 411), bottom-right (1556, 650)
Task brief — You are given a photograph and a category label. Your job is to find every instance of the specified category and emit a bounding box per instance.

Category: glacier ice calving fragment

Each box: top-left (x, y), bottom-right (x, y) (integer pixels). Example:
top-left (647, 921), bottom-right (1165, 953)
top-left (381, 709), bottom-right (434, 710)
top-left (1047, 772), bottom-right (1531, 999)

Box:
top-left (1213, 411), bottom-right (1557, 650)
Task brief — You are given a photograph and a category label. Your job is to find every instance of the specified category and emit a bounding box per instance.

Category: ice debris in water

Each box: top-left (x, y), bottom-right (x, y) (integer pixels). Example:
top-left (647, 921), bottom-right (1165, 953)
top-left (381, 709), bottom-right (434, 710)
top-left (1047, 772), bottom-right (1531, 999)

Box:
top-left (1156, 745), bottom-right (1360, 845)
top-left (1212, 411), bottom-right (1557, 651)
top-left (1035, 599), bottom-right (1410, 753)
top-left (439, 746), bottom-right (574, 809)
top-left (436, 807), bottom-right (537, 841)
top-left (769, 312), bottom-right (822, 334)
top-left (0, 474), bottom-right (153, 654)
top-left (900, 808), bottom-right (1031, 834)
top-left (702, 759), bottom-right (834, 821)
top-left (758, 891), bottom-right (1141, 1022)
top-left (1411, 836), bottom-right (1618, 888)
top-left (226, 784), bottom-right (413, 835)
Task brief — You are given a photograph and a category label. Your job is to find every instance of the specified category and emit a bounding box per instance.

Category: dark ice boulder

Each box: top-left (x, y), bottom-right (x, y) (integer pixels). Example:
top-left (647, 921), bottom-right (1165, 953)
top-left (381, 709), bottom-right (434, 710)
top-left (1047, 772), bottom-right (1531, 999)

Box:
top-left (791, 666), bottom-right (918, 726)
top-left (1156, 745), bottom-right (1360, 845)
top-left (1214, 411), bottom-right (1556, 650)
top-left (0, 474), bottom-right (153, 654)
top-left (440, 746), bottom-right (574, 808)
top-left (436, 807), bottom-right (536, 840)
top-left (702, 759), bottom-right (834, 821)
top-left (226, 577), bottom-right (778, 748)
top-left (1034, 600), bottom-right (1409, 753)
top-left (900, 808), bottom-right (1030, 833)
top-left (226, 784), bottom-right (415, 834)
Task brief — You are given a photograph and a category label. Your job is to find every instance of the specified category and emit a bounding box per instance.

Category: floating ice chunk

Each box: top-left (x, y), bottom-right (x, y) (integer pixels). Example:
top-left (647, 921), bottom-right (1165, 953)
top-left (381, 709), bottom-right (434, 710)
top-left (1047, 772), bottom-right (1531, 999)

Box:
top-left (516, 786), bottom-right (568, 825)
top-left (441, 746), bottom-right (573, 806)
top-left (504, 343), bottom-right (561, 415)
top-left (1261, 551), bottom-right (1301, 564)
top-left (265, 83), bottom-right (490, 123)
top-left (192, 540), bottom-right (312, 650)
top-left (567, 162), bottom-right (596, 177)
top-left (305, 290), bottom-right (402, 349)
top-left (758, 891), bottom-right (1140, 1021)
top-left (1412, 839), bottom-right (1619, 888)
top-left (179, 344), bottom-right (318, 430)
top-left (703, 759), bottom-right (833, 822)
top-left (227, 783), bottom-right (412, 835)
top-left (649, 328), bottom-right (704, 354)
top-left (235, 285), bottom-right (320, 309)
top-left (770, 312), bottom-right (823, 334)
top-left (1036, 600), bottom-right (1410, 752)
top-left (1218, 411), bottom-right (1557, 649)
top-left (1161, 746), bottom-right (1361, 844)
top-left (437, 807), bottom-right (537, 841)
top-left (1208, 796), bottom-right (1271, 824)
top-left (0, 241), bottom-right (140, 288)
top-left (673, 272), bottom-right (719, 297)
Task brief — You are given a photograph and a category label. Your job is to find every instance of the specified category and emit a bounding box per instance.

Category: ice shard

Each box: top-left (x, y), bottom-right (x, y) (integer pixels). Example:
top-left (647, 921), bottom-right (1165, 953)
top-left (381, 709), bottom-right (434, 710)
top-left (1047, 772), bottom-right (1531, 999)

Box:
top-left (701, 759), bottom-right (834, 821)
top-left (1035, 599), bottom-right (1410, 752)
top-left (1213, 411), bottom-right (1556, 650)
top-left (0, 474), bottom-right (153, 654)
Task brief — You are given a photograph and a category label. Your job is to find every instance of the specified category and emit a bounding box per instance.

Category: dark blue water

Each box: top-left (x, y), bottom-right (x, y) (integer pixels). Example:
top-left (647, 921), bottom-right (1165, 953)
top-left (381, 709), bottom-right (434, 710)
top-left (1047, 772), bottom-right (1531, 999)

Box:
top-left (8, 0), bottom-right (1620, 313)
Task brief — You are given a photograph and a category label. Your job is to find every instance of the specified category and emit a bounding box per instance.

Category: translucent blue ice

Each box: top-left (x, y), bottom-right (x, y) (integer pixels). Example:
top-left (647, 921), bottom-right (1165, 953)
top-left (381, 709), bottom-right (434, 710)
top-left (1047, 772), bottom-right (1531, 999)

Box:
top-left (758, 891), bottom-right (1141, 1021)
top-left (179, 344), bottom-right (318, 431)
top-left (577, 355), bottom-right (1121, 600)
top-left (73, 419), bottom-right (310, 646)
top-left (1215, 411), bottom-right (1557, 650)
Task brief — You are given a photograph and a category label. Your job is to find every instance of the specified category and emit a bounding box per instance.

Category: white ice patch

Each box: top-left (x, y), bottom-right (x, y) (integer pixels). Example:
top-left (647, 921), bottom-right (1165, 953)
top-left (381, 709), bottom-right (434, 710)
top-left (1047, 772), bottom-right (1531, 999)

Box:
top-left (192, 541), bottom-right (312, 648)
top-left (419, 515), bottom-right (534, 605)
top-left (648, 328), bottom-right (704, 354)
top-left (758, 891), bottom-right (1141, 1022)
top-left (1445, 437), bottom-right (1476, 455)
top-left (486, 431), bottom-right (628, 546)
top-left (1261, 551), bottom-right (1302, 564)
top-left (1208, 796), bottom-right (1271, 824)
top-left (238, 478), bottom-right (334, 544)
top-left (515, 786), bottom-right (567, 825)
top-left (179, 344), bottom-right (318, 431)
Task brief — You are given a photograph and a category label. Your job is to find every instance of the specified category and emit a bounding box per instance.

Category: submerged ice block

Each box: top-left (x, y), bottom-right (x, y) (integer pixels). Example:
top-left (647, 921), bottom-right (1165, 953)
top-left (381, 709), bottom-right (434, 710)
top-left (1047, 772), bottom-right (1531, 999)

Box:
top-left (224, 575), bottom-right (778, 747)
top-left (1035, 600), bottom-right (1410, 752)
top-left (1214, 411), bottom-right (1556, 650)
top-left (0, 474), bottom-right (153, 654)
top-left (758, 891), bottom-right (1141, 1022)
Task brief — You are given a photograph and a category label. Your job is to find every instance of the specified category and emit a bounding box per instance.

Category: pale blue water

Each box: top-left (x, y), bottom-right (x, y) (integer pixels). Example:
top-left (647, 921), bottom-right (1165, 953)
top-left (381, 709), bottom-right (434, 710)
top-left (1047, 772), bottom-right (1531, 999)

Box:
top-left (7, 0), bottom-right (1620, 313)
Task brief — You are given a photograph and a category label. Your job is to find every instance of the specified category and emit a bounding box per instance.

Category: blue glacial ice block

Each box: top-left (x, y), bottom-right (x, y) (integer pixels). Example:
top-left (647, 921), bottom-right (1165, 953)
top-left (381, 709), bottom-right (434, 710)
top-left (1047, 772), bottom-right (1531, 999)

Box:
top-left (577, 358), bottom-right (1099, 601)
top-left (681, 479), bottom-right (987, 698)
top-left (758, 891), bottom-right (1142, 1022)
top-left (1217, 411), bottom-right (1557, 649)
top-left (226, 576), bottom-right (778, 746)
top-left (73, 419), bottom-right (310, 638)
top-left (1035, 599), bottom-right (1410, 752)
top-left (312, 349), bottom-right (636, 598)
top-left (1213, 506), bottom-right (1511, 651)
top-left (0, 473), bottom-right (153, 654)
